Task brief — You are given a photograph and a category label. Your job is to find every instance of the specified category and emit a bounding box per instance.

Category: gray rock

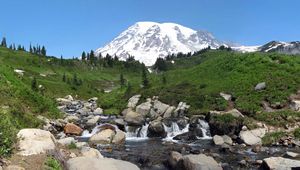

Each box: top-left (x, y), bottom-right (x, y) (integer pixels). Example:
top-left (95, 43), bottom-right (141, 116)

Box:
top-left (17, 129), bottom-right (56, 156)
top-left (112, 130), bottom-right (126, 144)
top-left (127, 95), bottom-right (141, 108)
top-left (255, 82), bottom-right (266, 91)
top-left (182, 154), bottom-right (222, 170)
top-left (290, 100), bottom-right (300, 111)
top-left (89, 129), bottom-right (116, 144)
top-left (220, 92), bottom-right (232, 101)
top-left (285, 151), bottom-right (300, 158)
top-left (222, 135), bottom-right (233, 145)
top-left (124, 110), bottom-right (145, 126)
top-left (147, 118), bottom-right (166, 138)
top-left (64, 115), bottom-right (79, 123)
top-left (153, 100), bottom-right (170, 115)
top-left (262, 157), bottom-right (300, 170)
top-left (174, 102), bottom-right (190, 117)
top-left (57, 137), bottom-right (76, 146)
top-left (86, 116), bottom-right (101, 127)
top-left (213, 135), bottom-right (224, 145)
top-left (239, 128), bottom-right (266, 145)
top-left (163, 106), bottom-right (176, 118)
top-left (81, 147), bottom-right (103, 159)
top-left (67, 157), bottom-right (140, 170)
top-left (168, 151), bottom-right (183, 169)
top-left (136, 101), bottom-right (152, 116)
top-left (93, 108), bottom-right (103, 115)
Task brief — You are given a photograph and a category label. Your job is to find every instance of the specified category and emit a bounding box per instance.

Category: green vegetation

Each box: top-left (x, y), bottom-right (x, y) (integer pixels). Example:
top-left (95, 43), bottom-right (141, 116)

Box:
top-left (44, 156), bottom-right (62, 170)
top-left (294, 128), bottom-right (300, 139)
top-left (262, 131), bottom-right (286, 146)
top-left (67, 142), bottom-right (77, 149)
top-left (255, 111), bottom-right (300, 127)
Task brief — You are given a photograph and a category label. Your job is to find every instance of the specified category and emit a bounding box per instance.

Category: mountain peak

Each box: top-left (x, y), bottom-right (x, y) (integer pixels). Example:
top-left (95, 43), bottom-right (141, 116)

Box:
top-left (96, 22), bottom-right (226, 66)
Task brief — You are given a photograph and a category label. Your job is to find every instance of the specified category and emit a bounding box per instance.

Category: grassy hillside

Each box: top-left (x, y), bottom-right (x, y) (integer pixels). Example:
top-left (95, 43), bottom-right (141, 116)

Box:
top-left (1, 46), bottom-right (300, 156)
top-left (145, 50), bottom-right (300, 115)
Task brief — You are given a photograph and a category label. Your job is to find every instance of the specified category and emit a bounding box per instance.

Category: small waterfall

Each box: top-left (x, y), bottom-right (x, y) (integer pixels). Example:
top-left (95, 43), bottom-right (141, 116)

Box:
top-left (125, 124), bottom-right (149, 141)
top-left (198, 119), bottom-right (212, 139)
top-left (163, 122), bottom-right (189, 141)
top-left (81, 125), bottom-right (101, 138)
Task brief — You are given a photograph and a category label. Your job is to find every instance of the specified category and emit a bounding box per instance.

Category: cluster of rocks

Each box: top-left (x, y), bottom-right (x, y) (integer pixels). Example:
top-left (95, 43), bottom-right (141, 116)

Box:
top-left (5, 128), bottom-right (139, 170)
top-left (122, 95), bottom-right (206, 139)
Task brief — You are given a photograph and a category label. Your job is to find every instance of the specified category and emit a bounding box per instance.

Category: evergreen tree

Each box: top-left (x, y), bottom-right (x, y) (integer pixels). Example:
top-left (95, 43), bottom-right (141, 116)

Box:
top-left (153, 58), bottom-right (167, 71)
top-left (31, 77), bottom-right (38, 91)
top-left (29, 44), bottom-right (33, 53)
top-left (60, 55), bottom-right (63, 65)
top-left (41, 46), bottom-right (46, 56)
top-left (73, 73), bottom-right (78, 85)
top-left (1, 37), bottom-right (7, 47)
top-left (81, 51), bottom-right (86, 60)
top-left (142, 66), bottom-right (149, 88)
top-left (162, 74), bottom-right (167, 85)
top-left (125, 82), bottom-right (132, 97)
top-left (120, 73), bottom-right (125, 87)
top-left (90, 50), bottom-right (96, 64)
top-left (62, 73), bottom-right (66, 82)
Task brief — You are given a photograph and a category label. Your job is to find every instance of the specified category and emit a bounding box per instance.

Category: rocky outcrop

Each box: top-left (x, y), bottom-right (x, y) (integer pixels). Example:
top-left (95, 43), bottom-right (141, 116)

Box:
top-left (124, 110), bottom-right (145, 126)
top-left (64, 123), bottom-right (83, 136)
top-left (182, 154), bottom-right (222, 170)
top-left (239, 128), bottom-right (266, 145)
top-left (17, 129), bottom-right (56, 156)
top-left (261, 157), bottom-right (300, 170)
top-left (153, 100), bottom-right (170, 115)
top-left (67, 157), bottom-right (140, 170)
top-left (173, 102), bottom-right (190, 117)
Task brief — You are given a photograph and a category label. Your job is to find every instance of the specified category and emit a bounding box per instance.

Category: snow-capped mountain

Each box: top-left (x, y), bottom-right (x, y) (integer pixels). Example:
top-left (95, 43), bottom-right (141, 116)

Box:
top-left (96, 22), bottom-right (226, 66)
top-left (259, 41), bottom-right (300, 54)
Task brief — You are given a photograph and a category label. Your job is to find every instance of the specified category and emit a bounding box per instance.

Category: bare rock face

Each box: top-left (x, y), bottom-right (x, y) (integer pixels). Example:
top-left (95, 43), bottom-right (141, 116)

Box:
top-left (17, 129), bottom-right (56, 156)
top-left (64, 123), bottom-right (83, 136)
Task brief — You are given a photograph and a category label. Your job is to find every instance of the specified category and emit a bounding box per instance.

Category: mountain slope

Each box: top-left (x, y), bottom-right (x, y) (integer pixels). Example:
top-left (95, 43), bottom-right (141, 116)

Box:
top-left (96, 22), bottom-right (226, 66)
top-left (259, 41), bottom-right (300, 54)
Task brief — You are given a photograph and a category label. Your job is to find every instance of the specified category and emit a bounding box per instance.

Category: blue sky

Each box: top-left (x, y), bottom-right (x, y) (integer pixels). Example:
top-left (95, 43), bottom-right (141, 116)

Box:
top-left (0, 0), bottom-right (299, 58)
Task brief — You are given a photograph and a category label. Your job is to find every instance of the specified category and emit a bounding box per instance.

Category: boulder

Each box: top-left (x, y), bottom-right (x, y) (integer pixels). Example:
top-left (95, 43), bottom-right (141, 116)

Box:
top-left (88, 97), bottom-right (98, 102)
top-left (213, 135), bottom-right (224, 145)
top-left (285, 151), bottom-right (300, 158)
top-left (93, 108), bottom-right (103, 115)
top-left (75, 142), bottom-right (88, 148)
top-left (174, 102), bottom-right (190, 117)
top-left (255, 82), bottom-right (266, 91)
top-left (262, 157), bottom-right (300, 170)
top-left (147, 118), bottom-right (167, 138)
top-left (114, 118), bottom-right (125, 130)
top-left (182, 154), bottom-right (222, 170)
top-left (17, 129), bottom-right (56, 156)
top-left (127, 95), bottom-right (141, 108)
top-left (67, 157), bottom-right (140, 170)
top-left (81, 147), bottom-right (103, 159)
top-left (77, 107), bottom-right (90, 116)
top-left (163, 106), bottom-right (176, 118)
top-left (136, 101), bottom-right (152, 116)
top-left (58, 137), bottom-right (77, 146)
top-left (290, 100), bottom-right (300, 111)
top-left (112, 130), bottom-right (126, 144)
top-left (239, 128), bottom-right (266, 145)
top-left (124, 110), bottom-right (145, 126)
top-left (64, 115), bottom-right (79, 123)
top-left (89, 129), bottom-right (115, 144)
top-left (86, 116), bottom-right (101, 127)
top-left (65, 95), bottom-right (74, 101)
top-left (149, 109), bottom-right (159, 120)
top-left (168, 151), bottom-right (183, 169)
top-left (220, 92), bottom-right (232, 101)
top-left (56, 98), bottom-right (73, 106)
top-left (153, 100), bottom-right (170, 115)
top-left (64, 123), bottom-right (83, 136)
top-left (222, 135), bottom-right (233, 145)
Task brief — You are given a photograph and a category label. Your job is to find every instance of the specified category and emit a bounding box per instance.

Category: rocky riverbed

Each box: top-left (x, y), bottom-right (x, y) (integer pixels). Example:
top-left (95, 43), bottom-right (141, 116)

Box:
top-left (2, 94), bottom-right (300, 170)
